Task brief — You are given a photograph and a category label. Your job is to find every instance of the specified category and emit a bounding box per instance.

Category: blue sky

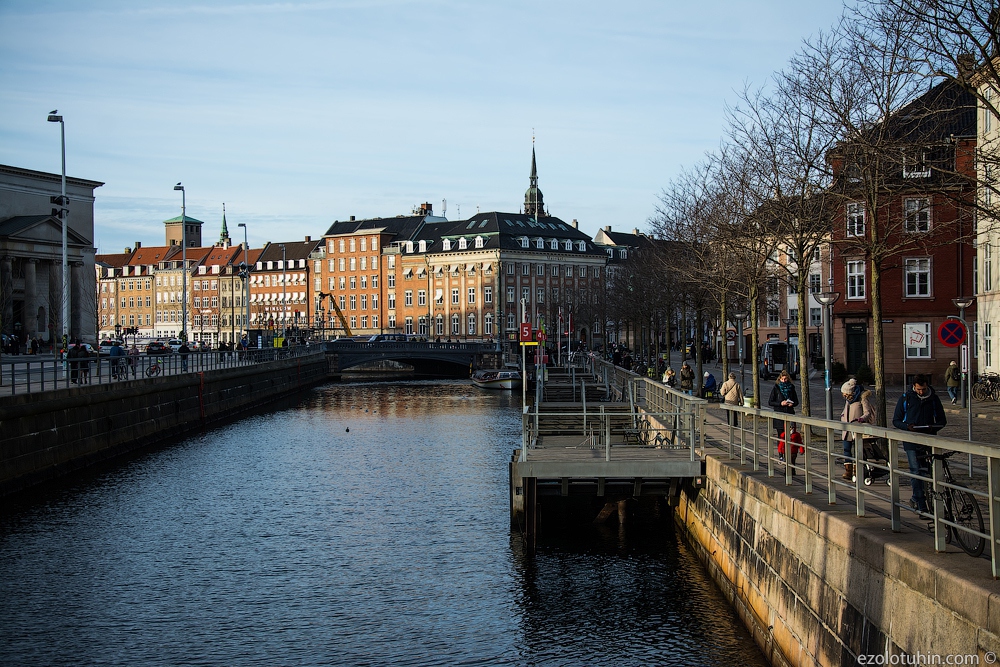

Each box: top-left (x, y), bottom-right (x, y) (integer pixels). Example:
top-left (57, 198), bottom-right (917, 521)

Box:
top-left (0, 0), bottom-right (846, 254)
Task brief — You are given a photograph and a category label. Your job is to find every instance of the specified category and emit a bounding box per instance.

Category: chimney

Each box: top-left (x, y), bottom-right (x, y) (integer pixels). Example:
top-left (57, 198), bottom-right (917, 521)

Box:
top-left (571, 219), bottom-right (578, 229)
top-left (604, 225), bottom-right (611, 232)
top-left (350, 215), bottom-right (356, 221)
top-left (135, 241), bottom-right (142, 249)
top-left (420, 202), bottom-right (433, 215)
top-left (633, 228), bottom-right (640, 235)
top-left (305, 235), bottom-right (311, 242)
top-left (957, 53), bottom-right (977, 81)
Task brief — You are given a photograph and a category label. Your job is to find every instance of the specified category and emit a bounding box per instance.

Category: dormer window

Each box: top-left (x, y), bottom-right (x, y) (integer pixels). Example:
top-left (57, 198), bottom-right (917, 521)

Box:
top-left (564, 240), bottom-right (573, 251)
top-left (406, 241), bottom-right (414, 253)
top-left (577, 241), bottom-right (586, 251)
top-left (535, 238), bottom-right (544, 249)
top-left (606, 248), bottom-right (613, 257)
top-left (550, 239), bottom-right (558, 250)
top-left (418, 240), bottom-right (427, 252)
top-left (474, 236), bottom-right (484, 248)
top-left (903, 147), bottom-right (931, 178)
top-left (520, 237), bottom-right (529, 248)
top-left (442, 239), bottom-right (451, 251)
top-left (618, 248), bottom-right (627, 259)
top-left (458, 238), bottom-right (468, 249)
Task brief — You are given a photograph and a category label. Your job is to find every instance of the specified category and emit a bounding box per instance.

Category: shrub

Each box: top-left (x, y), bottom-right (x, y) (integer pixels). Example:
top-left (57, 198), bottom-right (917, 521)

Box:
top-left (854, 364), bottom-right (875, 386)
top-left (830, 361), bottom-right (848, 384)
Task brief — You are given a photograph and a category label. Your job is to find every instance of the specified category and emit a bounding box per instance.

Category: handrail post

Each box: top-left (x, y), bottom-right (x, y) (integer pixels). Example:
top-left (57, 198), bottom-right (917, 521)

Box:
top-left (987, 454), bottom-right (999, 578)
top-left (581, 380), bottom-right (587, 435)
top-left (603, 404), bottom-right (610, 461)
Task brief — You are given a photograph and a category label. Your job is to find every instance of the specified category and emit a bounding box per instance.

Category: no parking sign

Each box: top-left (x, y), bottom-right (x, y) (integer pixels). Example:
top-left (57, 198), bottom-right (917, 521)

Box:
top-left (937, 320), bottom-right (966, 348)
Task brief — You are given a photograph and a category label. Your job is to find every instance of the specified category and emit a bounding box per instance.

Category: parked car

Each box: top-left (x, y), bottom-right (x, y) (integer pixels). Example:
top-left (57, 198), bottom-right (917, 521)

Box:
top-left (99, 340), bottom-right (123, 355)
top-left (146, 341), bottom-right (171, 355)
top-left (166, 338), bottom-right (184, 352)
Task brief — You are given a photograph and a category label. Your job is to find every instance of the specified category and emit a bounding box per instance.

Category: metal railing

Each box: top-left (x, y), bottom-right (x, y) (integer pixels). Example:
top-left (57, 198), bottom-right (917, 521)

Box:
top-left (0, 346), bottom-right (321, 396)
top-left (716, 401), bottom-right (1000, 577)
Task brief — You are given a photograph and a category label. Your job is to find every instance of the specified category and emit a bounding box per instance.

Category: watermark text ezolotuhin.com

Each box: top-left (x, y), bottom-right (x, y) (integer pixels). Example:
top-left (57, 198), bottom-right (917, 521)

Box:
top-left (858, 653), bottom-right (995, 665)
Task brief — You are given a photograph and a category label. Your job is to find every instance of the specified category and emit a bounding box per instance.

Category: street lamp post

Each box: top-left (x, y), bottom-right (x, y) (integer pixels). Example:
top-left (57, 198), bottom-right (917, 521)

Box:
top-left (238, 223), bottom-right (249, 345)
top-left (950, 297), bottom-right (975, 451)
top-left (47, 111), bottom-right (69, 345)
top-left (174, 183), bottom-right (187, 342)
top-left (731, 308), bottom-right (748, 394)
top-left (816, 290), bottom-right (841, 420)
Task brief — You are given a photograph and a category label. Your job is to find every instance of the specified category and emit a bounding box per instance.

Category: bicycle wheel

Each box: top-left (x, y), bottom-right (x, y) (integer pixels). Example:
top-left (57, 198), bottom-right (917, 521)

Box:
top-left (145, 364), bottom-right (160, 377)
top-left (991, 383), bottom-right (1000, 403)
top-left (972, 382), bottom-right (986, 401)
top-left (947, 489), bottom-right (985, 557)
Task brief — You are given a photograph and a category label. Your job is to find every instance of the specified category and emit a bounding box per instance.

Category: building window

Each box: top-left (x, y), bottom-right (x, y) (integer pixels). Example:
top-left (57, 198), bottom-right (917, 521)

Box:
top-left (565, 266), bottom-right (572, 277)
top-left (350, 316), bottom-right (357, 329)
top-left (388, 315), bottom-right (395, 329)
top-left (810, 308), bottom-right (822, 327)
top-left (418, 316), bottom-right (428, 336)
top-left (507, 287), bottom-right (515, 303)
top-left (404, 290), bottom-right (413, 306)
top-left (361, 316), bottom-right (368, 328)
top-left (522, 264), bottom-right (530, 276)
top-left (458, 238), bottom-right (467, 250)
top-left (372, 294), bottom-right (378, 309)
top-left (387, 274), bottom-right (395, 288)
top-left (809, 273), bottom-right (821, 294)
top-left (904, 197), bottom-right (931, 233)
top-left (985, 322), bottom-right (993, 368)
top-left (522, 287), bottom-right (530, 302)
top-left (902, 147), bottom-right (931, 178)
top-left (349, 258), bottom-right (356, 271)
top-left (468, 287), bottom-right (476, 304)
top-left (537, 288), bottom-right (544, 303)
top-left (442, 239), bottom-right (451, 251)
top-left (904, 258), bottom-right (931, 297)
top-left (551, 265), bottom-right (559, 276)
top-left (405, 317), bottom-right (413, 334)
top-left (788, 308), bottom-right (799, 326)
top-left (475, 236), bottom-right (483, 249)
top-left (506, 263), bottom-right (514, 275)
top-left (387, 255), bottom-right (395, 269)
top-left (507, 312), bottom-right (515, 330)
top-left (847, 260), bottom-right (866, 299)
top-left (350, 277), bottom-right (357, 290)
top-left (551, 287), bottom-right (558, 302)
top-left (484, 286), bottom-right (492, 304)
top-left (339, 277), bottom-right (346, 290)
top-left (360, 295), bottom-right (367, 310)
top-left (985, 243), bottom-right (993, 292)
top-left (435, 315), bottom-right (444, 336)
top-left (484, 312), bottom-right (493, 335)
top-left (905, 322), bottom-right (931, 358)
top-left (418, 290), bottom-right (426, 306)
top-left (467, 314), bottom-right (477, 335)
top-left (350, 295), bottom-right (357, 310)
top-left (537, 264), bottom-right (544, 276)
top-left (846, 202), bottom-right (865, 237)
top-left (339, 296), bottom-right (346, 310)
top-left (451, 314), bottom-right (460, 335)
top-left (452, 288), bottom-right (459, 305)
top-left (767, 310), bottom-right (779, 328)
top-left (520, 237), bottom-right (529, 248)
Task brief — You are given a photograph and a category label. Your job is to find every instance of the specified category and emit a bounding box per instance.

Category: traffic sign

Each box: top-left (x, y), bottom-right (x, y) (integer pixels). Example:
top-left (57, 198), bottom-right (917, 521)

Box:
top-left (519, 322), bottom-right (532, 342)
top-left (726, 329), bottom-right (736, 341)
top-left (938, 320), bottom-right (966, 348)
top-left (536, 332), bottom-right (547, 341)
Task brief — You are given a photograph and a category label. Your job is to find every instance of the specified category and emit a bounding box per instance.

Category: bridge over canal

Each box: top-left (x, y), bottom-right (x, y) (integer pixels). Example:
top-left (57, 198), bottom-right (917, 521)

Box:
top-left (322, 339), bottom-right (500, 374)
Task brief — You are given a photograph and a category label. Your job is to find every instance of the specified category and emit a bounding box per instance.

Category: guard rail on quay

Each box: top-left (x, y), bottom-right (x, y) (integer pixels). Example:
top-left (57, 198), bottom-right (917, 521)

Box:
top-left (588, 356), bottom-right (1000, 578)
top-left (0, 346), bottom-right (318, 396)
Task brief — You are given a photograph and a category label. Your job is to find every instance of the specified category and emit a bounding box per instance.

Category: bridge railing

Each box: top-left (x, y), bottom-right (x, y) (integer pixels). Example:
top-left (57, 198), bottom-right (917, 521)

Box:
top-left (0, 346), bottom-right (320, 397)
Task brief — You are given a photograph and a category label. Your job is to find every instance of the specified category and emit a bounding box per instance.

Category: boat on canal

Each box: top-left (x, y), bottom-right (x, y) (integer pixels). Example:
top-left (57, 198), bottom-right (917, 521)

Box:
top-left (472, 368), bottom-right (521, 390)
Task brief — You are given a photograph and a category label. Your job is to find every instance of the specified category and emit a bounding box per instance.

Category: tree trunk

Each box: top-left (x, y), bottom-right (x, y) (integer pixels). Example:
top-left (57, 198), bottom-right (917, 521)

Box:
top-left (870, 259), bottom-right (887, 426)
top-left (720, 303), bottom-right (730, 380)
top-left (797, 282), bottom-right (811, 417)
top-left (750, 293), bottom-right (761, 407)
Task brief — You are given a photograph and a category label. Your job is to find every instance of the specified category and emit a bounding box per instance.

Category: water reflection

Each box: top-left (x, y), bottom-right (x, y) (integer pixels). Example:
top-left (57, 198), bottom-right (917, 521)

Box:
top-left (0, 380), bottom-right (764, 666)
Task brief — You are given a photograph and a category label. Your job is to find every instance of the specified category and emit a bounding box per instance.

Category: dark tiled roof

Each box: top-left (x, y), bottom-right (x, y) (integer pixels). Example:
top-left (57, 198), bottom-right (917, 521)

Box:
top-left (258, 239), bottom-right (323, 263)
top-left (0, 215), bottom-right (51, 236)
top-left (324, 215), bottom-right (428, 240)
top-left (890, 78), bottom-right (976, 141)
top-left (602, 230), bottom-right (643, 247)
top-left (409, 212), bottom-right (603, 256)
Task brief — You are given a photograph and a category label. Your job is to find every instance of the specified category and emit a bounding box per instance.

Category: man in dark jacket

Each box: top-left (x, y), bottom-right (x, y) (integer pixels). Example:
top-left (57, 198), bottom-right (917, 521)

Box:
top-left (891, 374), bottom-right (947, 513)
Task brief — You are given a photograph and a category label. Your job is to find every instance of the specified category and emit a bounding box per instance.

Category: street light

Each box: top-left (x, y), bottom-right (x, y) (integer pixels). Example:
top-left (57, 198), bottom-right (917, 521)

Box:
top-left (280, 244), bottom-right (286, 340)
top-left (174, 183), bottom-right (187, 342)
top-left (47, 111), bottom-right (69, 345)
top-left (731, 308), bottom-right (748, 393)
top-left (951, 296), bottom-right (975, 446)
top-left (816, 290), bottom-right (841, 420)
top-left (238, 222), bottom-right (249, 345)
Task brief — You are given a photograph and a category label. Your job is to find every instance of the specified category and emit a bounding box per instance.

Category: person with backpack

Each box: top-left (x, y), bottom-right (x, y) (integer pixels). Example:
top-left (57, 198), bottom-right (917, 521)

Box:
top-left (944, 361), bottom-right (961, 405)
top-left (719, 372), bottom-right (744, 426)
top-left (891, 374), bottom-right (947, 514)
top-left (839, 378), bottom-right (874, 480)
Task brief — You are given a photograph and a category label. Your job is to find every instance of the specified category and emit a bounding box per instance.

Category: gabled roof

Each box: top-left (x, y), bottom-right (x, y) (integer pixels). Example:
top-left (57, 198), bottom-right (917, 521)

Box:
top-left (407, 212), bottom-right (604, 256)
top-left (0, 215), bottom-right (92, 246)
top-left (95, 252), bottom-right (132, 268)
top-left (202, 245), bottom-right (244, 267)
top-left (257, 238), bottom-right (323, 264)
top-left (324, 214), bottom-right (433, 242)
top-left (163, 215), bottom-right (207, 225)
top-left (889, 78), bottom-right (976, 141)
top-left (127, 245), bottom-right (181, 266)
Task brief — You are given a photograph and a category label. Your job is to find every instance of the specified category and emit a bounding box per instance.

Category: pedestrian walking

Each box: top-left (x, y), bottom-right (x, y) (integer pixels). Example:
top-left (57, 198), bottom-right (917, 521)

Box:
top-left (944, 361), bottom-right (961, 405)
top-left (839, 378), bottom-right (874, 480)
top-left (892, 374), bottom-right (946, 515)
top-left (679, 362), bottom-right (695, 396)
top-left (719, 372), bottom-right (744, 427)
top-left (767, 370), bottom-right (798, 437)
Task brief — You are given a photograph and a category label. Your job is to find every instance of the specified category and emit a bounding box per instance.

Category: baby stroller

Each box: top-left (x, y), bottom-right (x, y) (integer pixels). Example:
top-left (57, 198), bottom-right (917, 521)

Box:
top-left (854, 437), bottom-right (891, 486)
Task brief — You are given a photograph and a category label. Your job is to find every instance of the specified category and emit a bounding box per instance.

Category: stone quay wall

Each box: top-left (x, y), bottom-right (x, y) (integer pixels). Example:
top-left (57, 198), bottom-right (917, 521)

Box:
top-left (675, 455), bottom-right (1000, 666)
top-left (0, 353), bottom-right (329, 497)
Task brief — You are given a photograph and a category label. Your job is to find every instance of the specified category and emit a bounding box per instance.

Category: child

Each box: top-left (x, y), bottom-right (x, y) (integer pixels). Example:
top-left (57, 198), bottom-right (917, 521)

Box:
top-left (777, 423), bottom-right (804, 473)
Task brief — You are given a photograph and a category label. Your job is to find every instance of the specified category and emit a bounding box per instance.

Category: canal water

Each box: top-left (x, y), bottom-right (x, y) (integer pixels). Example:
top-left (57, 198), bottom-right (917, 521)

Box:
top-left (0, 380), bottom-right (767, 666)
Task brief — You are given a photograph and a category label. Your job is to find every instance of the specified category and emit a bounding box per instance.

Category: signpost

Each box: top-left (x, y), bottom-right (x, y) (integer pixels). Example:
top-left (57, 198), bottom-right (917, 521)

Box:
top-left (938, 320), bottom-right (966, 348)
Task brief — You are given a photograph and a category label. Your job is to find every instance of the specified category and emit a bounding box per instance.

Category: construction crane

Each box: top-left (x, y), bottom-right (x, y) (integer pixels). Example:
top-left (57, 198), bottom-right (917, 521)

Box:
top-left (317, 291), bottom-right (352, 337)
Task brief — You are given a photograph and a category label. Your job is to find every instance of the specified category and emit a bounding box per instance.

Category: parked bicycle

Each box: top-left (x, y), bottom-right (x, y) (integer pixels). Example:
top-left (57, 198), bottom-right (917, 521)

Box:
top-left (144, 360), bottom-right (162, 377)
top-left (111, 358), bottom-right (129, 381)
top-left (925, 451), bottom-right (986, 557)
top-left (971, 371), bottom-right (1000, 402)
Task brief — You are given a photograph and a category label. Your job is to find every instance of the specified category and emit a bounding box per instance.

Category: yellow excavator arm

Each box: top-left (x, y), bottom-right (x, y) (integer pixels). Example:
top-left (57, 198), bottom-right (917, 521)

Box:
top-left (318, 292), bottom-right (352, 337)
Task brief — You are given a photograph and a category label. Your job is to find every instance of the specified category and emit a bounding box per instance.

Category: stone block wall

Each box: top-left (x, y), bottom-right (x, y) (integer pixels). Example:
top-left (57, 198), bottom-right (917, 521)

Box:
top-left (675, 455), bottom-right (1000, 666)
top-left (0, 354), bottom-right (328, 496)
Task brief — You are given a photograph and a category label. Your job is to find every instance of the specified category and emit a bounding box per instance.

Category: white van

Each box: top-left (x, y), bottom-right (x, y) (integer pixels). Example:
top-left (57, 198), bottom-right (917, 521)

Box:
top-left (759, 341), bottom-right (798, 380)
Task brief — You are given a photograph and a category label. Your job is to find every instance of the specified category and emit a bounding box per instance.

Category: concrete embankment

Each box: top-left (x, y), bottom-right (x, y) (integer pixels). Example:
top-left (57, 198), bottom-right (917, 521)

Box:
top-left (0, 353), bottom-right (329, 497)
top-left (676, 455), bottom-right (1000, 666)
